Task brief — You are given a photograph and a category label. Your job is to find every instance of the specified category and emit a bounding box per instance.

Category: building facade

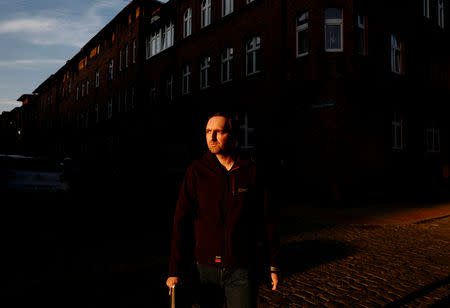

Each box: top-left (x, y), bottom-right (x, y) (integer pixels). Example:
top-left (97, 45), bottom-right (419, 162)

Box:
top-left (1, 0), bottom-right (449, 203)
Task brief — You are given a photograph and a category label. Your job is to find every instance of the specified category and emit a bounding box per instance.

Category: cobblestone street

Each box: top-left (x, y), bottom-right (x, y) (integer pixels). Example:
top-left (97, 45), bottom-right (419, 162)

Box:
top-left (259, 211), bottom-right (450, 307)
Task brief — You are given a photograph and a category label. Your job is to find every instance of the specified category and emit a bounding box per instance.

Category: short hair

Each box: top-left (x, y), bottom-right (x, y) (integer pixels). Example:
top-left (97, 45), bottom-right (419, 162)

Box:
top-left (207, 112), bottom-right (239, 137)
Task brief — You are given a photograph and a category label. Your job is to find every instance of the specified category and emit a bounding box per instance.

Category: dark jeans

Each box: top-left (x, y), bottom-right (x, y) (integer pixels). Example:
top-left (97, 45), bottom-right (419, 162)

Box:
top-left (195, 263), bottom-right (257, 308)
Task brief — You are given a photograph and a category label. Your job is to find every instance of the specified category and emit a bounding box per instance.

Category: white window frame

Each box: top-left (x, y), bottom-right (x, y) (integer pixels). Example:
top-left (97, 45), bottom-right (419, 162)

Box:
top-left (182, 64), bottom-right (191, 95)
top-left (423, 0), bottom-right (430, 18)
top-left (391, 34), bottom-right (402, 74)
top-left (239, 112), bottom-right (255, 149)
top-left (202, 0), bottom-right (212, 28)
top-left (357, 14), bottom-right (366, 55)
top-left (119, 48), bottom-right (122, 71)
top-left (324, 8), bottom-right (343, 52)
top-left (221, 48), bottom-right (233, 83)
top-left (145, 35), bottom-right (151, 59)
top-left (184, 8), bottom-right (192, 38)
top-left (166, 74), bottom-right (174, 101)
top-left (296, 12), bottom-right (309, 57)
top-left (426, 124), bottom-right (440, 153)
top-left (246, 36), bottom-right (261, 75)
top-left (132, 39), bottom-right (136, 64)
top-left (107, 99), bottom-right (113, 119)
top-left (108, 59), bottom-right (114, 80)
top-left (223, 0), bottom-right (234, 17)
top-left (438, 0), bottom-right (445, 28)
top-left (131, 86), bottom-right (135, 110)
top-left (95, 70), bottom-right (100, 88)
top-left (125, 44), bottom-right (129, 68)
top-left (166, 22), bottom-right (174, 47)
top-left (200, 56), bottom-right (211, 89)
top-left (392, 113), bottom-right (403, 150)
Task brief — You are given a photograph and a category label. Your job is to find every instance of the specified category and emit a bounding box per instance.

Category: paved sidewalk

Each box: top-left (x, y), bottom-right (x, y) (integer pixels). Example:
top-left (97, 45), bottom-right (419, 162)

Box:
top-left (258, 201), bottom-right (450, 307)
top-left (281, 201), bottom-right (450, 226)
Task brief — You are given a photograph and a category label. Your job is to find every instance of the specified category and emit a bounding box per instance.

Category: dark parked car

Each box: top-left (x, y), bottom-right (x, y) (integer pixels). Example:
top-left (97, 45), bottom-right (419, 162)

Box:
top-left (0, 154), bottom-right (70, 193)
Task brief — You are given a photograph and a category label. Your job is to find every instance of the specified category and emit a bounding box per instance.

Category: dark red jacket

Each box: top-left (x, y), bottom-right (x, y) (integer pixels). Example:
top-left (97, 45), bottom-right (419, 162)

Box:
top-left (168, 151), bottom-right (280, 277)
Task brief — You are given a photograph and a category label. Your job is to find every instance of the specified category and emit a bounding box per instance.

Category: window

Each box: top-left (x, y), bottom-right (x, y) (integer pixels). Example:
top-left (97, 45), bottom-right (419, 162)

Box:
top-left (68, 81), bottom-right (71, 94)
top-left (95, 70), bottom-right (100, 88)
top-left (391, 34), bottom-right (404, 74)
top-left (202, 0), bottom-right (211, 28)
top-left (438, 0), bottom-right (444, 28)
top-left (108, 99), bottom-right (113, 119)
top-left (246, 36), bottom-right (261, 75)
top-left (296, 12), bottom-right (309, 57)
top-left (82, 83), bottom-right (85, 97)
top-left (86, 80), bottom-right (89, 95)
top-left (166, 74), bottom-right (174, 101)
top-left (166, 23), bottom-right (174, 47)
top-left (423, 0), bottom-right (430, 18)
top-left (200, 56), bottom-right (211, 89)
top-left (392, 113), bottom-right (404, 150)
top-left (145, 35), bottom-right (151, 59)
top-left (184, 8), bottom-right (192, 38)
top-left (131, 87), bottom-right (135, 110)
top-left (125, 44), bottom-right (129, 68)
top-left (221, 48), bottom-right (233, 83)
top-left (119, 49), bottom-right (122, 71)
top-left (182, 64), bottom-right (191, 95)
top-left (223, 0), bottom-right (233, 17)
top-left (357, 14), bottom-right (367, 55)
top-left (108, 59), bottom-right (114, 80)
top-left (237, 112), bottom-right (254, 149)
top-left (117, 90), bottom-right (121, 113)
top-left (325, 8), bottom-right (343, 51)
top-left (426, 122), bottom-right (440, 153)
top-left (132, 39), bottom-right (136, 64)
top-left (76, 86), bottom-right (79, 101)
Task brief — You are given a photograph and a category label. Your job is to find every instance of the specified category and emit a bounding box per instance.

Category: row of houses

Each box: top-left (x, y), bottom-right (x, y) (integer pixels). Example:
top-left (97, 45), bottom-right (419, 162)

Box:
top-left (1, 0), bottom-right (449, 203)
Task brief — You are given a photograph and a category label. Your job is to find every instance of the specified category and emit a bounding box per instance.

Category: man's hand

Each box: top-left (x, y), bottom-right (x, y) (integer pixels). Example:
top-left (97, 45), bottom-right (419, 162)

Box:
top-left (271, 272), bottom-right (279, 290)
top-left (166, 276), bottom-right (180, 295)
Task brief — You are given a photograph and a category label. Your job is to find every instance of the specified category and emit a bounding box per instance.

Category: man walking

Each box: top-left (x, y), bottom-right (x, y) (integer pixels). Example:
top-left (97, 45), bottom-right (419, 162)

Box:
top-left (166, 112), bottom-right (280, 307)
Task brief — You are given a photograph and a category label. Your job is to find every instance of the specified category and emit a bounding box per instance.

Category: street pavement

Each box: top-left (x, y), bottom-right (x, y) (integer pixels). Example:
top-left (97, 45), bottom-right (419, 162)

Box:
top-left (1, 199), bottom-right (449, 307)
top-left (258, 202), bottom-right (450, 307)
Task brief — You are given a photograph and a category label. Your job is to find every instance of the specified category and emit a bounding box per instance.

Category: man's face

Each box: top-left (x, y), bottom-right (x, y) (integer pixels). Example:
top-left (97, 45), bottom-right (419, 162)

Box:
top-left (205, 116), bottom-right (233, 155)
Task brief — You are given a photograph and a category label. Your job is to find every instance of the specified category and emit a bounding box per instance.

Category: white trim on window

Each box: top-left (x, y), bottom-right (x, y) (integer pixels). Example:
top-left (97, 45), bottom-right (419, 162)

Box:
top-left (184, 8), bottom-right (192, 38)
top-left (426, 123), bottom-right (440, 153)
top-left (223, 0), bottom-right (233, 17)
top-left (246, 36), bottom-right (261, 75)
top-left (438, 0), bottom-right (445, 28)
top-left (221, 48), bottom-right (233, 83)
top-left (325, 8), bottom-right (343, 52)
top-left (391, 34), bottom-right (402, 74)
top-left (182, 64), bottom-right (191, 95)
top-left (423, 0), bottom-right (430, 18)
top-left (132, 39), bottom-right (136, 63)
top-left (296, 12), bottom-right (309, 57)
top-left (95, 70), bottom-right (100, 88)
top-left (392, 113), bottom-right (404, 150)
top-left (201, 0), bottom-right (211, 28)
top-left (357, 14), bottom-right (367, 55)
top-left (200, 56), bottom-right (211, 89)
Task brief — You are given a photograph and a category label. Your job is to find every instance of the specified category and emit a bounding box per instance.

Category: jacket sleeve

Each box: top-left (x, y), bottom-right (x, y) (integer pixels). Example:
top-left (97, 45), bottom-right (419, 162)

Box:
top-left (168, 164), bottom-right (197, 277)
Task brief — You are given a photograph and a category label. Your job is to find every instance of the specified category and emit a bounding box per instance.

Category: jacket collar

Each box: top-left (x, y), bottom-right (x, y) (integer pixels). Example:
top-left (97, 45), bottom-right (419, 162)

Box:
top-left (201, 150), bottom-right (252, 175)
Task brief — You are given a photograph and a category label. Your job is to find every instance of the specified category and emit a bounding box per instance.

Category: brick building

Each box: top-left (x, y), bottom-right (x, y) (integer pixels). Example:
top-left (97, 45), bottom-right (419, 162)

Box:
top-left (1, 0), bottom-right (449, 203)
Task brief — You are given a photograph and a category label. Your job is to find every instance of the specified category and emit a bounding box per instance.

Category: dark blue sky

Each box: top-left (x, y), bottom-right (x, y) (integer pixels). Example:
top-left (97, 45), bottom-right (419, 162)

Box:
top-left (0, 0), bottom-right (132, 113)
